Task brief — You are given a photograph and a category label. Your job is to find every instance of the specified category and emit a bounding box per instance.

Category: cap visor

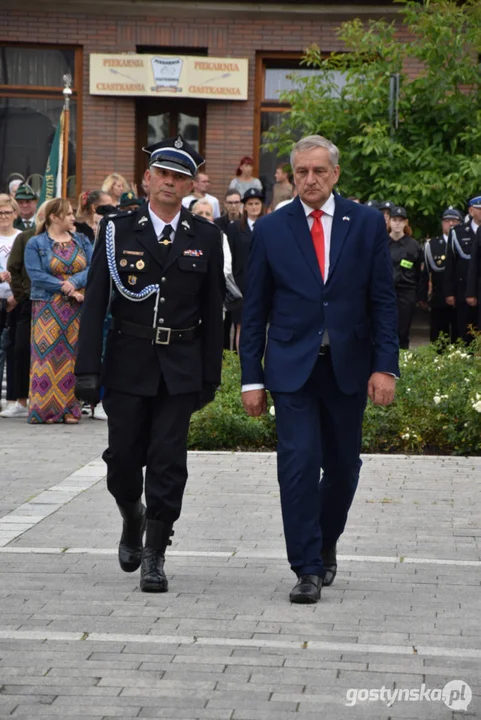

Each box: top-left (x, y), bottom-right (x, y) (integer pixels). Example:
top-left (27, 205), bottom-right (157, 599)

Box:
top-left (150, 160), bottom-right (193, 177)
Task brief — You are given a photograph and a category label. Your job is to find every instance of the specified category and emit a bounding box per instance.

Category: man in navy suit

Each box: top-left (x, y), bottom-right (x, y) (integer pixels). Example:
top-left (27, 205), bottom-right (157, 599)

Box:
top-left (240, 135), bottom-right (399, 604)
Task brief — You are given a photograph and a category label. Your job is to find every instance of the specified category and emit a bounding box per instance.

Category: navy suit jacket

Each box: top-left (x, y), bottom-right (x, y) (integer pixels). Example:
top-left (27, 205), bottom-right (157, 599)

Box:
top-left (239, 194), bottom-right (400, 395)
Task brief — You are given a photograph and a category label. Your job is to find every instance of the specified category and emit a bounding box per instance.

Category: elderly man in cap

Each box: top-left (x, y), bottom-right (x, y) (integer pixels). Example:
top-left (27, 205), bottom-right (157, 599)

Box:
top-left (421, 207), bottom-right (463, 343)
top-left (75, 135), bottom-right (225, 593)
top-left (444, 196), bottom-right (480, 343)
top-left (13, 184), bottom-right (37, 231)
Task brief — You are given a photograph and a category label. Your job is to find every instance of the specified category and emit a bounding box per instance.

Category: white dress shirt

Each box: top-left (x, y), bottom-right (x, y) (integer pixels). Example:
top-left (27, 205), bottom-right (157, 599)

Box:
top-left (242, 194), bottom-right (335, 393)
top-left (148, 204), bottom-right (180, 241)
top-left (471, 219), bottom-right (479, 234)
top-left (247, 218), bottom-right (256, 232)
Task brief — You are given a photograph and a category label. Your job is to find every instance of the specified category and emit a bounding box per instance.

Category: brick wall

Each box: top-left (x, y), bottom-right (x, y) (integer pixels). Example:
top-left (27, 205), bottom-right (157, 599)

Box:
top-left (2, 7), bottom-right (405, 200)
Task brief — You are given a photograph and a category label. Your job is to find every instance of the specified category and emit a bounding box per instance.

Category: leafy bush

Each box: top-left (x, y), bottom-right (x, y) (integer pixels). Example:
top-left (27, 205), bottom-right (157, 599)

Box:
top-left (188, 340), bottom-right (481, 455)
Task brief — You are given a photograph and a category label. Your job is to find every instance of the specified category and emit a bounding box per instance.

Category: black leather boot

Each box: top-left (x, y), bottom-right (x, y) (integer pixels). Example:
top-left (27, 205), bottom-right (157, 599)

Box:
top-left (140, 519), bottom-right (173, 593)
top-left (117, 500), bottom-right (146, 573)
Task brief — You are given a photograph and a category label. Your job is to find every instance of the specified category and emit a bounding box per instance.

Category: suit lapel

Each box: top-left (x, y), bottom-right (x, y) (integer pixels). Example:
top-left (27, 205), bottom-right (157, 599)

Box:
top-left (327, 194), bottom-right (352, 283)
top-left (287, 197), bottom-right (323, 287)
top-left (162, 207), bottom-right (195, 273)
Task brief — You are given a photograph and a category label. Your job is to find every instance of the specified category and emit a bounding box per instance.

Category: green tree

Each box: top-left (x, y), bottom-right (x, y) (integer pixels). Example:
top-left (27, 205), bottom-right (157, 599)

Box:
top-left (263, 0), bottom-right (481, 237)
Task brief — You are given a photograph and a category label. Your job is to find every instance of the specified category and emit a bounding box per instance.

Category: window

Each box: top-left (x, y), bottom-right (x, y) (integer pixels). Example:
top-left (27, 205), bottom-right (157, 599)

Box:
top-left (0, 44), bottom-right (81, 197)
top-left (255, 53), bottom-right (346, 202)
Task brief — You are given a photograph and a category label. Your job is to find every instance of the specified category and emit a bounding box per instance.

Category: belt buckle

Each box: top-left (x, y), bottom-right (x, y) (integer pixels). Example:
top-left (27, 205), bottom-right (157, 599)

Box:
top-left (155, 327), bottom-right (171, 345)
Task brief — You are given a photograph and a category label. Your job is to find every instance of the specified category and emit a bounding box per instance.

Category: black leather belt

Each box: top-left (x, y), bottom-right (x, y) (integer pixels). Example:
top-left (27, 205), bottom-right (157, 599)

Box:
top-left (112, 319), bottom-right (201, 345)
top-left (319, 345), bottom-right (330, 356)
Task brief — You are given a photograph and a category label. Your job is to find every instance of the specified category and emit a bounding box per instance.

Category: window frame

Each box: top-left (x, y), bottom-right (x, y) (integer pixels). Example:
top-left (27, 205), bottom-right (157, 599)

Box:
top-left (0, 42), bottom-right (83, 198)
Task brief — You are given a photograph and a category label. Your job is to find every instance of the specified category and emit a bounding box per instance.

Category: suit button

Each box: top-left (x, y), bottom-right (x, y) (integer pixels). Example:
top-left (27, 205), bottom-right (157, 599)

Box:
top-left (192, 263), bottom-right (197, 268)
top-left (160, 297), bottom-right (165, 303)
top-left (161, 277), bottom-right (166, 283)
top-left (158, 318), bottom-right (164, 325)
top-left (323, 301), bottom-right (328, 307)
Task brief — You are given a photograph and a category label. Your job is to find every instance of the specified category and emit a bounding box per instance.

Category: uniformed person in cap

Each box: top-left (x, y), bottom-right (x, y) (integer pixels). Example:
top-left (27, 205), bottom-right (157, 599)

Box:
top-left (388, 205), bottom-right (422, 349)
top-left (74, 135), bottom-right (225, 593)
top-left (421, 207), bottom-right (463, 343)
top-left (379, 200), bottom-right (395, 230)
top-left (13, 183), bottom-right (38, 231)
top-left (444, 195), bottom-right (480, 343)
top-left (119, 191), bottom-right (142, 211)
top-left (466, 222), bottom-right (481, 330)
top-left (228, 186), bottom-right (266, 351)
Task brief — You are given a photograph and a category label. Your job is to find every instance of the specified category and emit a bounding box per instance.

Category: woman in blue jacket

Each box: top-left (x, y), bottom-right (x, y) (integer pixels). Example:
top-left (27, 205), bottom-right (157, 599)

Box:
top-left (25, 198), bottom-right (93, 423)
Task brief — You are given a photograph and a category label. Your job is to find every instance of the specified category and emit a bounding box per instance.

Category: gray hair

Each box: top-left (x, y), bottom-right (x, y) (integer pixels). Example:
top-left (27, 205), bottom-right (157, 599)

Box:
top-left (290, 135), bottom-right (340, 168)
top-left (191, 198), bottom-right (214, 214)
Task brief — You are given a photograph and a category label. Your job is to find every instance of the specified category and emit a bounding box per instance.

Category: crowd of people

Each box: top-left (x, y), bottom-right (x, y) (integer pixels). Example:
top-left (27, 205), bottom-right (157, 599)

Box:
top-left (1, 156), bottom-right (480, 426)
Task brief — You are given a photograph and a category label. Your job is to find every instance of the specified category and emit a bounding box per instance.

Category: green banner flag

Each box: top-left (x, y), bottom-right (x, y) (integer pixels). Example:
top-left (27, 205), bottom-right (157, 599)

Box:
top-left (38, 110), bottom-right (64, 205)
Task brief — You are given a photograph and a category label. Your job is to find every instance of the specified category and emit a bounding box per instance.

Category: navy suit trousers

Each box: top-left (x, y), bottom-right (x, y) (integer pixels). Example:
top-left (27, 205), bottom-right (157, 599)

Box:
top-left (272, 352), bottom-right (367, 577)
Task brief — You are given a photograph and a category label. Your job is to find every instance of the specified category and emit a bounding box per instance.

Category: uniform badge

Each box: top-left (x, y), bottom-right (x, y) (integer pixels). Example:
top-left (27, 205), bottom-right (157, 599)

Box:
top-left (441, 255), bottom-right (446, 260)
top-left (181, 219), bottom-right (190, 230)
top-left (342, 216), bottom-right (350, 222)
top-left (136, 260), bottom-right (145, 270)
top-left (119, 258), bottom-right (128, 267)
top-left (183, 249), bottom-right (203, 257)
top-left (128, 275), bottom-right (138, 285)
top-left (174, 136), bottom-right (183, 148)
top-left (437, 260), bottom-right (442, 266)
top-left (138, 216), bottom-right (148, 225)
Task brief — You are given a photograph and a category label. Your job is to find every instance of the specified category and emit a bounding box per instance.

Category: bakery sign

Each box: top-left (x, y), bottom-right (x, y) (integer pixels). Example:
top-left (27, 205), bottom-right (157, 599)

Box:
top-left (89, 53), bottom-right (248, 100)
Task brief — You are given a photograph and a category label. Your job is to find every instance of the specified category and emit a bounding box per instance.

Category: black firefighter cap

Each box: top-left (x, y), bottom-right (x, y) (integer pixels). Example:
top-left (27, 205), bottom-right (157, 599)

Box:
top-left (242, 187), bottom-right (264, 203)
top-left (142, 135), bottom-right (204, 178)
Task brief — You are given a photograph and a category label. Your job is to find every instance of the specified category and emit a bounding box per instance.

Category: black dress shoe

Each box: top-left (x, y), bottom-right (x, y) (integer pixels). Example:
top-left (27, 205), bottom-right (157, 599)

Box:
top-left (321, 544), bottom-right (337, 587)
top-left (289, 574), bottom-right (322, 604)
top-left (140, 519), bottom-right (173, 593)
top-left (117, 500), bottom-right (146, 573)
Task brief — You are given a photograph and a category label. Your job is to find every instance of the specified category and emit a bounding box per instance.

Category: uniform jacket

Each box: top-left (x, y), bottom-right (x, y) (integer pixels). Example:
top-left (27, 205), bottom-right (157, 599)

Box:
top-left (444, 221), bottom-right (476, 301)
top-left (388, 234), bottom-right (422, 295)
top-left (421, 235), bottom-right (449, 308)
top-left (14, 217), bottom-right (36, 232)
top-left (466, 227), bottom-right (481, 325)
top-left (7, 228), bottom-right (35, 303)
top-left (25, 231), bottom-right (93, 301)
top-left (75, 205), bottom-right (225, 397)
top-left (239, 194), bottom-right (399, 395)
top-left (229, 219), bottom-right (253, 295)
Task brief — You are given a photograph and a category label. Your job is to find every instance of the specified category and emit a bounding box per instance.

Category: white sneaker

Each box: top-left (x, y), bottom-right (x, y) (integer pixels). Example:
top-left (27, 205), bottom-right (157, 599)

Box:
top-left (93, 405), bottom-right (108, 421)
top-left (0, 401), bottom-right (29, 418)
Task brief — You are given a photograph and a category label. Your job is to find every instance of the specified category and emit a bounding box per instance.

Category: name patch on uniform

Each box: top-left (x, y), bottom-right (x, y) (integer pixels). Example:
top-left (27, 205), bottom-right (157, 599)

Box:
top-left (400, 259), bottom-right (414, 269)
top-left (123, 250), bottom-right (144, 256)
top-left (183, 249), bottom-right (203, 257)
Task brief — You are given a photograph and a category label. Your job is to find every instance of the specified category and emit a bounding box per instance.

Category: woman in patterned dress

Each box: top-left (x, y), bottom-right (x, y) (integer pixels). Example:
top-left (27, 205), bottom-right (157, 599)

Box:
top-left (24, 198), bottom-right (93, 424)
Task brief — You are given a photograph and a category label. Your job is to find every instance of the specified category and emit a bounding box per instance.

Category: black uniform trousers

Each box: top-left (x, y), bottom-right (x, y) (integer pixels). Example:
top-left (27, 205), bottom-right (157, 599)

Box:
top-left (102, 380), bottom-right (197, 523)
top-left (430, 306), bottom-right (457, 344)
top-left (456, 301), bottom-right (477, 344)
top-left (14, 300), bottom-right (31, 399)
top-left (395, 287), bottom-right (417, 349)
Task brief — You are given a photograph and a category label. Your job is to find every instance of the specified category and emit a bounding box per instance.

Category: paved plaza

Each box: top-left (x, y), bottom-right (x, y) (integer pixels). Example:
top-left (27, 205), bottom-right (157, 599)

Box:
top-left (0, 418), bottom-right (480, 719)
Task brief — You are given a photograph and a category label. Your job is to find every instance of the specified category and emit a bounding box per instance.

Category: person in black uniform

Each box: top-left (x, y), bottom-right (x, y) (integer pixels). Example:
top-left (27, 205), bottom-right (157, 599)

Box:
top-left (74, 135), bottom-right (225, 593)
top-left (228, 187), bottom-right (266, 351)
top-left (444, 195), bottom-right (480, 343)
top-left (466, 221), bottom-right (481, 328)
top-left (421, 207), bottom-right (463, 344)
top-left (388, 206), bottom-right (422, 349)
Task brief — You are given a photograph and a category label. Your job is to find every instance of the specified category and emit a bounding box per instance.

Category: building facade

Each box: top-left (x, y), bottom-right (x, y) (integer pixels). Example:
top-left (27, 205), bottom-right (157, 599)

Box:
top-left (1, 0), bottom-right (401, 202)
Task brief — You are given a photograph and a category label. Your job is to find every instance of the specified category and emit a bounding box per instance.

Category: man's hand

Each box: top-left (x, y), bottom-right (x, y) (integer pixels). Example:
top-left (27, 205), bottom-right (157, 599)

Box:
top-left (242, 389), bottom-right (268, 417)
top-left (445, 295), bottom-right (456, 307)
top-left (466, 296), bottom-right (478, 307)
top-left (195, 383), bottom-right (217, 412)
top-left (368, 372), bottom-right (396, 407)
top-left (75, 374), bottom-right (100, 406)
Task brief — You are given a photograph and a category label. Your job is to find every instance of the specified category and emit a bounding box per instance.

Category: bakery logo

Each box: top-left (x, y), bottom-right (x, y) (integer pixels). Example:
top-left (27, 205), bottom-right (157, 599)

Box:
top-left (151, 57), bottom-right (183, 93)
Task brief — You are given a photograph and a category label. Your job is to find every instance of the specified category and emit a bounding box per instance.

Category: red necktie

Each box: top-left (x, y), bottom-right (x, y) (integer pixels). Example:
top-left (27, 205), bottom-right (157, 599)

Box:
top-left (310, 209), bottom-right (325, 279)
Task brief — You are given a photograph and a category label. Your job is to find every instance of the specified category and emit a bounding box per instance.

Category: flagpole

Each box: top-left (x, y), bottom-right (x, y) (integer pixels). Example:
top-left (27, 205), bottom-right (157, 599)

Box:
top-left (61, 73), bottom-right (72, 198)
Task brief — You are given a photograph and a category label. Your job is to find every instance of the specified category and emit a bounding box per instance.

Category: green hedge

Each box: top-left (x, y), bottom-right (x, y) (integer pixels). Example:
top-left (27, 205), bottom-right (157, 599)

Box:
top-left (188, 339), bottom-right (481, 455)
